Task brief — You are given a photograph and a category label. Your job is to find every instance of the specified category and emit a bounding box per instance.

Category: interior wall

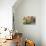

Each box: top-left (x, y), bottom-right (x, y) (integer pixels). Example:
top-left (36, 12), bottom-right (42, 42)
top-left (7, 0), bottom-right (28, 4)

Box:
top-left (13, 0), bottom-right (41, 46)
top-left (0, 0), bottom-right (16, 30)
top-left (41, 0), bottom-right (46, 46)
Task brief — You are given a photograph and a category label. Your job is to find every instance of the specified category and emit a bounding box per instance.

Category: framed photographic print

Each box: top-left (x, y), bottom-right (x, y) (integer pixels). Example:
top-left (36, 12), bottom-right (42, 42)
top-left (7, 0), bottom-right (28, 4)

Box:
top-left (23, 16), bottom-right (36, 24)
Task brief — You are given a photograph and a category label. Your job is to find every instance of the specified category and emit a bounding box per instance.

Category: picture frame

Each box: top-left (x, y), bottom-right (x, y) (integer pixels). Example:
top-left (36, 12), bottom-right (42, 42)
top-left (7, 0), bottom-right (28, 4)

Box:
top-left (23, 16), bottom-right (36, 24)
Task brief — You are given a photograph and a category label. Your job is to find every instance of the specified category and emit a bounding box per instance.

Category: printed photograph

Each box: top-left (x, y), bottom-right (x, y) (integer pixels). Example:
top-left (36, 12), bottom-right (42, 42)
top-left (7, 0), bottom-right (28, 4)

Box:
top-left (23, 16), bottom-right (36, 24)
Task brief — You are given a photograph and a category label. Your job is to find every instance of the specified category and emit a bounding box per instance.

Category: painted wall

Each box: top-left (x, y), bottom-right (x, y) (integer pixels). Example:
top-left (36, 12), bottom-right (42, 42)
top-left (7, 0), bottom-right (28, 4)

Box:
top-left (0, 0), bottom-right (16, 30)
top-left (13, 0), bottom-right (41, 46)
top-left (41, 0), bottom-right (46, 46)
